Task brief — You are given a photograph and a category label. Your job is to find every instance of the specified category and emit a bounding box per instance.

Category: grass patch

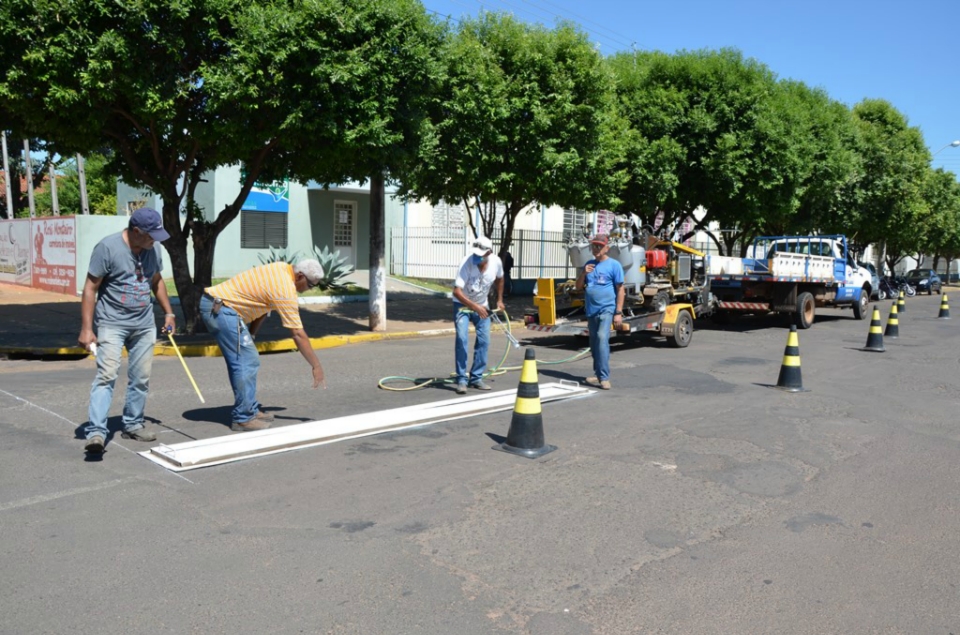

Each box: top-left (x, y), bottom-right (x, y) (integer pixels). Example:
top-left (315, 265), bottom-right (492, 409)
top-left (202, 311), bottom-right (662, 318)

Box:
top-left (164, 279), bottom-right (367, 297)
top-left (391, 275), bottom-right (451, 294)
top-left (301, 284), bottom-right (367, 297)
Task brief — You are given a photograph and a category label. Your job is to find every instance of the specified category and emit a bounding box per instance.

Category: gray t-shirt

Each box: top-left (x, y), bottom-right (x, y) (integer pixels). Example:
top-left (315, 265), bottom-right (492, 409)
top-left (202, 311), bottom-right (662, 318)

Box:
top-left (88, 231), bottom-right (163, 330)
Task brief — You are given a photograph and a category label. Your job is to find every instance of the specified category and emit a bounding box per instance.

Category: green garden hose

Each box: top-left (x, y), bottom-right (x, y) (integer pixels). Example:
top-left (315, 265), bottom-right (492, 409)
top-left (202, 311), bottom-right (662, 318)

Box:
top-left (377, 308), bottom-right (590, 391)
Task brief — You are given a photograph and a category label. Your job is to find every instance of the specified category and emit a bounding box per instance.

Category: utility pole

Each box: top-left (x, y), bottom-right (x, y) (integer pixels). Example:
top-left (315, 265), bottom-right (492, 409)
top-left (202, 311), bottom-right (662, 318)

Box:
top-left (77, 153), bottom-right (89, 214)
top-left (23, 139), bottom-right (35, 218)
top-left (1, 132), bottom-right (12, 219)
top-left (49, 162), bottom-right (60, 215)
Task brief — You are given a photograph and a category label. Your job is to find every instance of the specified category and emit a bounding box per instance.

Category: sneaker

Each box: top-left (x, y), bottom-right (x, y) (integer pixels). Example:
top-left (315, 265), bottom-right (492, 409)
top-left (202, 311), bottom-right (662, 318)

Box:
top-left (600, 380), bottom-right (612, 390)
top-left (121, 427), bottom-right (157, 442)
top-left (255, 411), bottom-right (274, 423)
top-left (85, 435), bottom-right (105, 454)
top-left (584, 376), bottom-right (601, 387)
top-left (232, 419), bottom-right (272, 432)
top-left (469, 380), bottom-right (492, 391)
top-left (456, 383), bottom-right (468, 395)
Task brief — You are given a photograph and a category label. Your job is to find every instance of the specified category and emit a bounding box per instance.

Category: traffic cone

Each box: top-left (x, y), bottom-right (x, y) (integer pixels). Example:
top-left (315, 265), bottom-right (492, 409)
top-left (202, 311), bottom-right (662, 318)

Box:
top-left (897, 290), bottom-right (906, 314)
top-left (937, 294), bottom-right (950, 319)
top-left (861, 307), bottom-right (885, 352)
top-left (884, 302), bottom-right (899, 338)
top-left (495, 348), bottom-right (557, 459)
top-left (775, 325), bottom-right (808, 392)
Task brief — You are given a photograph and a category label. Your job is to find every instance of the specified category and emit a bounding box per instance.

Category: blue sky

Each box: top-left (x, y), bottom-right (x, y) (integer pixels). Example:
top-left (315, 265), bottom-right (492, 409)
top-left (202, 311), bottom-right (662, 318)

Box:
top-left (421, 0), bottom-right (960, 176)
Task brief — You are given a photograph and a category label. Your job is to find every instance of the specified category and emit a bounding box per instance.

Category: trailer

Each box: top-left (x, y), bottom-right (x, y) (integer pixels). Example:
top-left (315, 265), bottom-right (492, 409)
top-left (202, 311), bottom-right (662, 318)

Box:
top-left (525, 218), bottom-right (716, 347)
top-left (709, 235), bottom-right (873, 329)
top-left (527, 278), bottom-right (699, 347)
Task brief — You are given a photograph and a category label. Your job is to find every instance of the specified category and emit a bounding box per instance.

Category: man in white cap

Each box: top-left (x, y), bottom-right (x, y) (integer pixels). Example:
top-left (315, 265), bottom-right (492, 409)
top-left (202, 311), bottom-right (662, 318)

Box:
top-left (452, 236), bottom-right (504, 394)
top-left (78, 207), bottom-right (176, 455)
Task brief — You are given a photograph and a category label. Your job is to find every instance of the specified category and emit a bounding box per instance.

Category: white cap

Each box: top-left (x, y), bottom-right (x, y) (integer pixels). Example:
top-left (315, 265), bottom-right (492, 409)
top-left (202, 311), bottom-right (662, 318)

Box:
top-left (471, 236), bottom-right (493, 257)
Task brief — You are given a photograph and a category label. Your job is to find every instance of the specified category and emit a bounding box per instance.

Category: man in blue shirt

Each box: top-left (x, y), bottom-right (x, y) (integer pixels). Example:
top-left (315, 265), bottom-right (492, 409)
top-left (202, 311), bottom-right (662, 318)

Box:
top-left (574, 234), bottom-right (624, 390)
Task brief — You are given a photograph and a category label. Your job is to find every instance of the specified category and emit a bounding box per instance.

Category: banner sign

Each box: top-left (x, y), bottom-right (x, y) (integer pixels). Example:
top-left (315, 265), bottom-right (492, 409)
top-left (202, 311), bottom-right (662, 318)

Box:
top-left (241, 181), bottom-right (290, 213)
top-left (31, 216), bottom-right (77, 294)
top-left (0, 219), bottom-right (32, 286)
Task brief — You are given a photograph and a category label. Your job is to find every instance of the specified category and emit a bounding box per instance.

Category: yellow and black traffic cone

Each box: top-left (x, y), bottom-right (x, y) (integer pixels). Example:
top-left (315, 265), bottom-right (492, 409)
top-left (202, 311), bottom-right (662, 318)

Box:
top-left (861, 307), bottom-right (885, 352)
top-left (495, 348), bottom-right (557, 458)
top-left (897, 290), bottom-right (906, 314)
top-left (884, 302), bottom-right (900, 338)
top-left (937, 294), bottom-right (950, 319)
top-left (775, 325), bottom-right (808, 392)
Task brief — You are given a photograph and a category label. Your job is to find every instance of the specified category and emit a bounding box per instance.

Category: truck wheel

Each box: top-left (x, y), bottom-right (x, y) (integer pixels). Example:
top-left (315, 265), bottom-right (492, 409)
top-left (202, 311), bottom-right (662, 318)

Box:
top-left (795, 292), bottom-right (815, 329)
top-left (852, 289), bottom-right (868, 320)
top-left (669, 310), bottom-right (693, 348)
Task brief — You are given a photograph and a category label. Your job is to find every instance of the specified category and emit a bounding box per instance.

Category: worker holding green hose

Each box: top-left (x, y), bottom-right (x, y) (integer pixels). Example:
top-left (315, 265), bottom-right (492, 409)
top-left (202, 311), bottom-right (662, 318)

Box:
top-left (452, 236), bottom-right (505, 394)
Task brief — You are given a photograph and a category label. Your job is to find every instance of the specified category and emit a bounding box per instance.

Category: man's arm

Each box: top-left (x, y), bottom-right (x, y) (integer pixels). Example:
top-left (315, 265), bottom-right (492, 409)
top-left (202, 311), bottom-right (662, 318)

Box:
top-left (494, 277), bottom-right (504, 311)
top-left (78, 274), bottom-right (102, 349)
top-left (614, 284), bottom-right (625, 327)
top-left (290, 327), bottom-right (325, 389)
top-left (150, 273), bottom-right (176, 333)
top-left (453, 287), bottom-right (489, 319)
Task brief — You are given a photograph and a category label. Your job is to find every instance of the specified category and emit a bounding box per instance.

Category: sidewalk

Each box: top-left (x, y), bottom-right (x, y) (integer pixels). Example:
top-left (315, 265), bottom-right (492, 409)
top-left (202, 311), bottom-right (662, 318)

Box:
top-left (0, 278), bottom-right (536, 358)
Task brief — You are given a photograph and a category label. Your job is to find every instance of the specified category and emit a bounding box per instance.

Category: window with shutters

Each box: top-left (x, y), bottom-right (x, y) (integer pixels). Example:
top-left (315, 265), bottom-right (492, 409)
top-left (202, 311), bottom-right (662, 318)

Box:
top-left (241, 211), bottom-right (288, 249)
top-left (563, 208), bottom-right (589, 241)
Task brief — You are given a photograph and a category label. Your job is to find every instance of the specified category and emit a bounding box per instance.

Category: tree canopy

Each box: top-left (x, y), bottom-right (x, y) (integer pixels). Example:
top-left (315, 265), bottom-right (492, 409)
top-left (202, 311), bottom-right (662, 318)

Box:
top-left (399, 12), bottom-right (625, 255)
top-left (0, 0), bottom-right (441, 329)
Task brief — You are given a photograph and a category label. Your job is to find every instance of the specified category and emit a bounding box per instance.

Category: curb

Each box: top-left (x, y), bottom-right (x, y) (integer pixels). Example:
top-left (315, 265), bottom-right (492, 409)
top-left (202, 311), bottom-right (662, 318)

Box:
top-left (0, 327), bottom-right (459, 359)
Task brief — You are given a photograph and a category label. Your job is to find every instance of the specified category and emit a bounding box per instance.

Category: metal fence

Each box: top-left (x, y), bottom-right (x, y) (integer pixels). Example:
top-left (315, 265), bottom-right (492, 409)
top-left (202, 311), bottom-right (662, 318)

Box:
top-left (390, 226), bottom-right (578, 281)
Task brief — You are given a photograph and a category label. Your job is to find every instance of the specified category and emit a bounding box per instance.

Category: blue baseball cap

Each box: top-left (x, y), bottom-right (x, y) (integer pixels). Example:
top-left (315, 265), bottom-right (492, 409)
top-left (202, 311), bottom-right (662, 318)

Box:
top-left (129, 207), bottom-right (170, 241)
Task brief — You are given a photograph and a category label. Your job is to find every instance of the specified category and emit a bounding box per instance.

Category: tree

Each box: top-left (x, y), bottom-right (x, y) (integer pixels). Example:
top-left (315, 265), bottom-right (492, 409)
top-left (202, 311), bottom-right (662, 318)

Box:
top-left (34, 152), bottom-right (117, 216)
top-left (0, 0), bottom-right (441, 331)
top-left (400, 12), bottom-right (624, 258)
top-left (842, 100), bottom-right (930, 273)
top-left (918, 167), bottom-right (960, 274)
top-left (609, 49), bottom-right (795, 255)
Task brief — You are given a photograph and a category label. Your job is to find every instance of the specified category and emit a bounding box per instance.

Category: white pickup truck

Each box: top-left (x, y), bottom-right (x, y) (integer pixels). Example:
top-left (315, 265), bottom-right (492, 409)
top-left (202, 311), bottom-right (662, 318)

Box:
top-left (708, 235), bottom-right (873, 328)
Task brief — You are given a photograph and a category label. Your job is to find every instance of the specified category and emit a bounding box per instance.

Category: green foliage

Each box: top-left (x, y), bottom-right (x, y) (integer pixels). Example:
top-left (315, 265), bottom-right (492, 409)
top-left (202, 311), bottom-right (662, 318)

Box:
top-left (608, 48), bottom-right (788, 253)
top-left (311, 245), bottom-right (355, 292)
top-left (34, 152), bottom-right (118, 216)
top-left (0, 0), bottom-right (441, 330)
top-left (257, 246), bottom-right (303, 265)
top-left (845, 99), bottom-right (931, 270)
top-left (400, 12), bottom-right (625, 253)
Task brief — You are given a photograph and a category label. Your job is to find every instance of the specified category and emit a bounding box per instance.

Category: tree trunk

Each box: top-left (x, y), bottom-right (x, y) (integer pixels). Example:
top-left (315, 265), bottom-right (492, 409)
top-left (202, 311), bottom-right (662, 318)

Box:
top-left (368, 172), bottom-right (386, 332)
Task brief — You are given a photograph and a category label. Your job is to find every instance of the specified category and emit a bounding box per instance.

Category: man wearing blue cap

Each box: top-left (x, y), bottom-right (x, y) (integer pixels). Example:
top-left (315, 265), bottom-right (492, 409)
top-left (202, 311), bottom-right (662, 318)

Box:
top-left (78, 207), bottom-right (176, 455)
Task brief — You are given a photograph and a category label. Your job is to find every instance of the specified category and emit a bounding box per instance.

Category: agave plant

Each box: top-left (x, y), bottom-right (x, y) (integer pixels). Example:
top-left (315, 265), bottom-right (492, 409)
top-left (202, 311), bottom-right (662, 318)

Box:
top-left (257, 246), bottom-right (303, 265)
top-left (311, 245), bottom-right (355, 291)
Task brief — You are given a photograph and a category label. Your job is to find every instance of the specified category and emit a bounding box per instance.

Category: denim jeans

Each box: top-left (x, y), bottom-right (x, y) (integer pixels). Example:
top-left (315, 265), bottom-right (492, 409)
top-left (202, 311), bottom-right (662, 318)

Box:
top-left (200, 296), bottom-right (261, 424)
top-left (454, 304), bottom-right (491, 385)
top-left (587, 311), bottom-right (613, 381)
top-left (86, 324), bottom-right (156, 439)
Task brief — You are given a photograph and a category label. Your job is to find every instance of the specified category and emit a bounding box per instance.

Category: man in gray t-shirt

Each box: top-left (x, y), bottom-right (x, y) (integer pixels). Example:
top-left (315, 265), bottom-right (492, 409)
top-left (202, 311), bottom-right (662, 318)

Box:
top-left (78, 208), bottom-right (176, 455)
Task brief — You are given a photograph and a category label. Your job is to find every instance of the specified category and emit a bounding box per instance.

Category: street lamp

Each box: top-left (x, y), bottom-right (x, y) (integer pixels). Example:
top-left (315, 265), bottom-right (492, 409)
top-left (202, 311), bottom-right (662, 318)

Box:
top-left (933, 139), bottom-right (960, 156)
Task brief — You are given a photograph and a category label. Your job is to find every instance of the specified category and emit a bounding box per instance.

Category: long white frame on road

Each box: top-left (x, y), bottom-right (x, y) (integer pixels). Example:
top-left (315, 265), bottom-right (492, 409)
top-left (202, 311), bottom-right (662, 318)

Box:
top-left (141, 382), bottom-right (592, 472)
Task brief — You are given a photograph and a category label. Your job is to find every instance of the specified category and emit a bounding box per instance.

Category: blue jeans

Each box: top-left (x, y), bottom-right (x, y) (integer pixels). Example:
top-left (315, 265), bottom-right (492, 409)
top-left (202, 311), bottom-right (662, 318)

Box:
top-left (86, 324), bottom-right (156, 439)
top-left (200, 296), bottom-right (261, 424)
top-left (454, 305), bottom-right (491, 385)
top-left (587, 311), bottom-right (613, 381)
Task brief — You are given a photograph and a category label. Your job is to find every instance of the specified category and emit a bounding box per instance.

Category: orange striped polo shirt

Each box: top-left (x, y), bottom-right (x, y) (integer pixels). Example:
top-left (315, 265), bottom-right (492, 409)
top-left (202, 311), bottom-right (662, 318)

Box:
top-left (205, 262), bottom-right (303, 329)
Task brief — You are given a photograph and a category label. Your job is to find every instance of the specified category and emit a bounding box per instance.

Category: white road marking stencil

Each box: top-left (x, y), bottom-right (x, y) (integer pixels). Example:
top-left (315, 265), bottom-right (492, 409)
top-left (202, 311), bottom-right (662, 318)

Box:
top-left (140, 382), bottom-right (592, 472)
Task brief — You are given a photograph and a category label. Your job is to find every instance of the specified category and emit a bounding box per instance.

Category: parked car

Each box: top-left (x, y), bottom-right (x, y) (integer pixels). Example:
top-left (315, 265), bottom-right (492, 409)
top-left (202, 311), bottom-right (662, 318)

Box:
top-left (859, 262), bottom-right (881, 299)
top-left (903, 269), bottom-right (942, 294)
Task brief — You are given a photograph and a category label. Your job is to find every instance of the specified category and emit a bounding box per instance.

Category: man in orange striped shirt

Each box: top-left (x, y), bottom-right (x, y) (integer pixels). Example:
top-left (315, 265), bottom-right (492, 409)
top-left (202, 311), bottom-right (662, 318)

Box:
top-left (200, 260), bottom-right (327, 431)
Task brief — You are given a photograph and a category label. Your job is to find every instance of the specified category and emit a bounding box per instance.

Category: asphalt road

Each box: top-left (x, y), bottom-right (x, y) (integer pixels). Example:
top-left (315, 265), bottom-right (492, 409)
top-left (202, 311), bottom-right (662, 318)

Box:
top-left (1, 295), bottom-right (958, 635)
